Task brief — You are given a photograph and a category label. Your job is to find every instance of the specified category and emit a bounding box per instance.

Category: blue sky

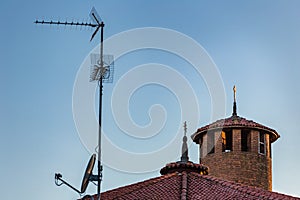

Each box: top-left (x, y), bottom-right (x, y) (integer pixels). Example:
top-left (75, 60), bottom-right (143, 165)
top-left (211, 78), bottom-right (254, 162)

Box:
top-left (1, 1), bottom-right (300, 199)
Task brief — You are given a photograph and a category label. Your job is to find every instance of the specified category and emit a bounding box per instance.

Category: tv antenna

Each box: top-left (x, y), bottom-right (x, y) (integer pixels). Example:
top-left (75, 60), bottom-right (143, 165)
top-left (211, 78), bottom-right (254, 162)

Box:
top-left (35, 7), bottom-right (113, 199)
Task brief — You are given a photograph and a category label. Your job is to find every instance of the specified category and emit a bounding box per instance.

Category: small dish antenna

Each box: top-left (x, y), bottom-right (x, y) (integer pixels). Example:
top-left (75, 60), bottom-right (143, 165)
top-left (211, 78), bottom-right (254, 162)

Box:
top-left (55, 154), bottom-right (98, 194)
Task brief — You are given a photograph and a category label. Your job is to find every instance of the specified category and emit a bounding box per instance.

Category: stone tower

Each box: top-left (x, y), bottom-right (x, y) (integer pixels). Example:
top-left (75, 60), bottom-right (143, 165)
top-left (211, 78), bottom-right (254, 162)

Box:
top-left (191, 86), bottom-right (280, 191)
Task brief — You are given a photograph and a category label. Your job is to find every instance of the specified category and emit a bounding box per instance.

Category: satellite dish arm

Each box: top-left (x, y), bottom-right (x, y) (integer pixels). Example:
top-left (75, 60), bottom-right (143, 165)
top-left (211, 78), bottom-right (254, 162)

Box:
top-left (55, 173), bottom-right (82, 194)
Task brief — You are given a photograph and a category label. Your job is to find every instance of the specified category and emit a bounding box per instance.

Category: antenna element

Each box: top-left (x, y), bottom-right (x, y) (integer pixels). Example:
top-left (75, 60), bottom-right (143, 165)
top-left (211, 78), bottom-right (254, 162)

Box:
top-left (35, 6), bottom-right (104, 42)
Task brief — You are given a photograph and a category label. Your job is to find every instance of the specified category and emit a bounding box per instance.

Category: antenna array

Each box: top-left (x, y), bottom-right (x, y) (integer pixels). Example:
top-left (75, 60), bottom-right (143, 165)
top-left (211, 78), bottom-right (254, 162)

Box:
top-left (34, 20), bottom-right (98, 27)
top-left (35, 7), bottom-right (113, 200)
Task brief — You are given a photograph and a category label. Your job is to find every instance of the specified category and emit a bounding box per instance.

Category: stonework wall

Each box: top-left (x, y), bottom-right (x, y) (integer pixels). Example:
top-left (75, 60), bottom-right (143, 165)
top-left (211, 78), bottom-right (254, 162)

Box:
top-left (200, 134), bottom-right (207, 162)
top-left (266, 133), bottom-right (270, 158)
top-left (199, 129), bottom-right (273, 191)
top-left (215, 131), bottom-right (222, 153)
top-left (265, 133), bottom-right (272, 188)
top-left (251, 130), bottom-right (259, 154)
top-left (232, 129), bottom-right (241, 151)
top-left (202, 152), bottom-right (272, 191)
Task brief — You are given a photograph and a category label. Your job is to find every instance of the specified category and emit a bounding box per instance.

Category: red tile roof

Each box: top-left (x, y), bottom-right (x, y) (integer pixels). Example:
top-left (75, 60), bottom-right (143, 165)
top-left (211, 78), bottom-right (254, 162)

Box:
top-left (81, 171), bottom-right (299, 200)
top-left (192, 115), bottom-right (280, 143)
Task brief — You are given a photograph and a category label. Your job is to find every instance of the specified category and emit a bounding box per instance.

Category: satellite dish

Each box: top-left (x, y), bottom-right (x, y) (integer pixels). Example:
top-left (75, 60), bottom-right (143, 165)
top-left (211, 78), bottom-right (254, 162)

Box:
top-left (54, 154), bottom-right (98, 194)
top-left (81, 154), bottom-right (96, 193)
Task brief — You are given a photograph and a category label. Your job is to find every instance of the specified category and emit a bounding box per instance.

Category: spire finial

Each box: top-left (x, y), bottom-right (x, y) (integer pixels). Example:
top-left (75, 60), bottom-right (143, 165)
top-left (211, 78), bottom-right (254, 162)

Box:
top-left (232, 85), bottom-right (237, 116)
top-left (183, 121), bottom-right (187, 136)
top-left (180, 121), bottom-right (189, 163)
top-left (233, 85), bottom-right (237, 102)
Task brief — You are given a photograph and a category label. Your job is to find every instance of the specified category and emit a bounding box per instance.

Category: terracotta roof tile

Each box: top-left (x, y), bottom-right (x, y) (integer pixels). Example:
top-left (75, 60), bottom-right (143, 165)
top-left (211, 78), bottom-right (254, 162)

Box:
top-left (192, 115), bottom-right (280, 143)
top-left (81, 172), bottom-right (299, 200)
top-left (190, 173), bottom-right (299, 200)
top-left (86, 173), bottom-right (180, 200)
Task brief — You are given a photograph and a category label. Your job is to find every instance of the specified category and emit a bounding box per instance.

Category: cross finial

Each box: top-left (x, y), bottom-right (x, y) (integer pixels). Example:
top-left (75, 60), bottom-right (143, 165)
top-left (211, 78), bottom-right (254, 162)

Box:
top-left (233, 85), bottom-right (237, 102)
top-left (232, 85), bottom-right (237, 116)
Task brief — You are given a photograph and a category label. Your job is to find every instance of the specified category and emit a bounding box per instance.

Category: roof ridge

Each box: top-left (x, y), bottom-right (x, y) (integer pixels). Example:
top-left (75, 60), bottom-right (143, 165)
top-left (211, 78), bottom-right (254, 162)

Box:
top-left (181, 171), bottom-right (187, 200)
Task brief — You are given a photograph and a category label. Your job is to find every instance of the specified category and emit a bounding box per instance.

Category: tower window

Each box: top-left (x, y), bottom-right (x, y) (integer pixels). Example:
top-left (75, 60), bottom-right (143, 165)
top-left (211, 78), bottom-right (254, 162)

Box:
top-left (241, 130), bottom-right (250, 152)
top-left (207, 132), bottom-right (215, 154)
top-left (221, 132), bottom-right (226, 152)
top-left (259, 132), bottom-right (265, 155)
top-left (222, 131), bottom-right (232, 152)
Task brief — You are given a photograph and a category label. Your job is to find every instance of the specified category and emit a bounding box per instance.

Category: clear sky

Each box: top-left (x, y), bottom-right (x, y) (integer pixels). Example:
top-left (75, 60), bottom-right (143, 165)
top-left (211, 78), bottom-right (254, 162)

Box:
top-left (1, 1), bottom-right (300, 199)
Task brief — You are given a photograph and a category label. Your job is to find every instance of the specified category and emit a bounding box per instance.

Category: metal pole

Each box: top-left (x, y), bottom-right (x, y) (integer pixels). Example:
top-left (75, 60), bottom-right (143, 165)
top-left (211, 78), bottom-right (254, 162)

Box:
top-left (97, 22), bottom-right (104, 200)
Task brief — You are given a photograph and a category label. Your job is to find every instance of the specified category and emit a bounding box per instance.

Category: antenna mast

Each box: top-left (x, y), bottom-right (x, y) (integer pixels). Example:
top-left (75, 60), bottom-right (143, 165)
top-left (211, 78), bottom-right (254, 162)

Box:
top-left (35, 7), bottom-right (112, 199)
top-left (89, 7), bottom-right (105, 198)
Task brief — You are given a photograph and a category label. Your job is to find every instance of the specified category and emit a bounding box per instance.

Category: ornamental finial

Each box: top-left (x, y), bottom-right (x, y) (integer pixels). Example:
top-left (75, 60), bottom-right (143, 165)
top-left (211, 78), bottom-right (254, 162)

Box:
top-left (233, 85), bottom-right (237, 102)
top-left (232, 85), bottom-right (237, 116)
top-left (183, 121), bottom-right (187, 137)
top-left (180, 121), bottom-right (189, 163)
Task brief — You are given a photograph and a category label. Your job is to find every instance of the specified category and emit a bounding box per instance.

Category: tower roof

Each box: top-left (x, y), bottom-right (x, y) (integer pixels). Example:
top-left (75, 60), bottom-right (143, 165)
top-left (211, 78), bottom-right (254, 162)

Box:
top-left (192, 85), bottom-right (280, 143)
top-left (191, 115), bottom-right (280, 144)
